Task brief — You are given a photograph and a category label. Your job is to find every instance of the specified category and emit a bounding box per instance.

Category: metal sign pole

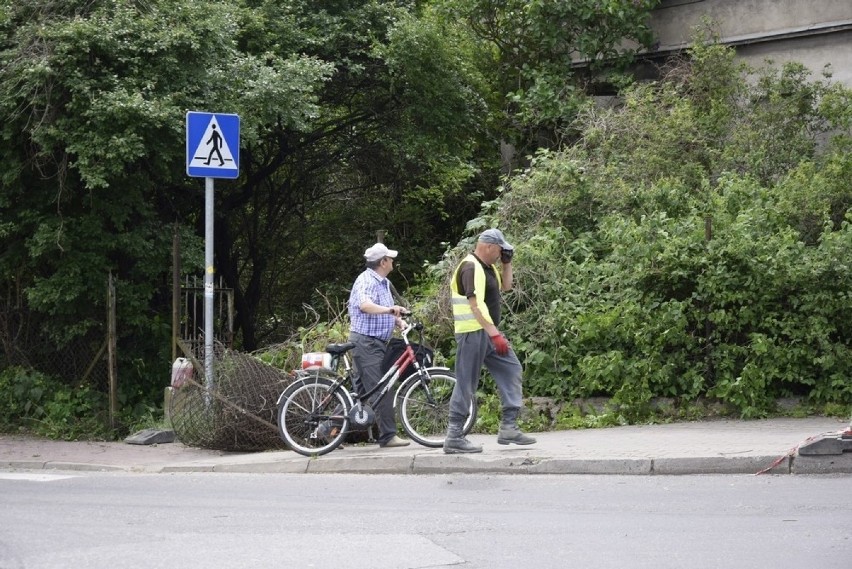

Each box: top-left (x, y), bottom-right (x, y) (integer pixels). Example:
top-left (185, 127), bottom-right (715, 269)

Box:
top-left (204, 176), bottom-right (215, 391)
top-left (186, 111), bottom-right (239, 398)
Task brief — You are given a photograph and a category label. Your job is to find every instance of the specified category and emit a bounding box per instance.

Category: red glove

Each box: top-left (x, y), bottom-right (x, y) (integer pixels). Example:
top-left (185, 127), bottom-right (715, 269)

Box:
top-left (490, 333), bottom-right (510, 356)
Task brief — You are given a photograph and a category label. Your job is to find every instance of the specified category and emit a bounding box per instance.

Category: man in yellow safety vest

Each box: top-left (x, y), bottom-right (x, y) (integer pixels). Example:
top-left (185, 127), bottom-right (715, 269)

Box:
top-left (444, 229), bottom-right (537, 453)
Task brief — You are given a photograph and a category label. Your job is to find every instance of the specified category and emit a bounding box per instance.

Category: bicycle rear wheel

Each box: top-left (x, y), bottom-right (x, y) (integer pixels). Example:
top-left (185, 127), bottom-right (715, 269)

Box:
top-left (396, 369), bottom-right (477, 447)
top-left (277, 375), bottom-right (351, 456)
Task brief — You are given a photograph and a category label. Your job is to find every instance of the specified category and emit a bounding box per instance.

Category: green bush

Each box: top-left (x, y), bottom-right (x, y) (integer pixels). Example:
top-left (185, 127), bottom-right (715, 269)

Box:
top-left (0, 366), bottom-right (112, 439)
top-left (426, 41), bottom-right (852, 419)
top-left (0, 366), bottom-right (52, 430)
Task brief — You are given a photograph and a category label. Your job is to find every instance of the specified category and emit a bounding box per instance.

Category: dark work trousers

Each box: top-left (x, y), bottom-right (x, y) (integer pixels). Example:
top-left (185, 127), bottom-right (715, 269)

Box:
top-left (449, 329), bottom-right (523, 427)
top-left (348, 331), bottom-right (397, 445)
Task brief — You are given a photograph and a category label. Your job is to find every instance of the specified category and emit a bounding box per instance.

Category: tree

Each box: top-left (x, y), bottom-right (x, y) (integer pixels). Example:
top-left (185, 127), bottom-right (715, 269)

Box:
top-left (0, 0), bottom-right (333, 388)
top-left (207, 1), bottom-right (497, 348)
top-left (434, 0), bottom-right (660, 159)
top-left (0, 0), bottom-right (495, 404)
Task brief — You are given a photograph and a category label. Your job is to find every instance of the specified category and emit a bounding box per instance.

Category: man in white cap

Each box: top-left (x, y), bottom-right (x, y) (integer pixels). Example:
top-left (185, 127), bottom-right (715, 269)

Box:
top-left (347, 242), bottom-right (410, 447)
top-left (444, 228), bottom-right (536, 453)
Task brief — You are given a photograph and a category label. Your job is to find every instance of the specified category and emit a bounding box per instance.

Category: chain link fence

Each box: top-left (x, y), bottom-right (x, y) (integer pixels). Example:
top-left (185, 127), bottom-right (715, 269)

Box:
top-left (0, 281), bottom-right (113, 428)
top-left (1, 332), bottom-right (111, 393)
top-left (2, 268), bottom-right (312, 451)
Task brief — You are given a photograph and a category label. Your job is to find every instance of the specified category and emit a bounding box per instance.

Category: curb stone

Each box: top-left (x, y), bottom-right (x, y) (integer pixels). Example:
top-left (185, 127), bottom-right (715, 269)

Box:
top-left (2, 417), bottom-right (849, 476)
top-left (791, 453), bottom-right (852, 475)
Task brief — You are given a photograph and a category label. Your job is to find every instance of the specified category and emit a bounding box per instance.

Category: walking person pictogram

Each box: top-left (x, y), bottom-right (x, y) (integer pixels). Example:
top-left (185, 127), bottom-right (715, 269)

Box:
top-left (187, 112), bottom-right (239, 178)
top-left (204, 125), bottom-right (225, 166)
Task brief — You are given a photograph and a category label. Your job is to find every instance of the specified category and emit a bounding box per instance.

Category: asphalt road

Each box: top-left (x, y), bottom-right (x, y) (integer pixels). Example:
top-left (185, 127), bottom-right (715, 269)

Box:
top-left (1, 471), bottom-right (850, 568)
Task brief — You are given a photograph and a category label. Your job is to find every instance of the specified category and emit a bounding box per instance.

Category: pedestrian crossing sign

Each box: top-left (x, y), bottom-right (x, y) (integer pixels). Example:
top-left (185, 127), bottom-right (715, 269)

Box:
top-left (186, 111), bottom-right (240, 179)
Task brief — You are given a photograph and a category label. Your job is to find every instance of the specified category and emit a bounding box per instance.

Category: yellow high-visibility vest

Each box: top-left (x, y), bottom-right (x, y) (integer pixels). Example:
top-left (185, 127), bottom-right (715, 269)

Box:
top-left (450, 254), bottom-right (502, 334)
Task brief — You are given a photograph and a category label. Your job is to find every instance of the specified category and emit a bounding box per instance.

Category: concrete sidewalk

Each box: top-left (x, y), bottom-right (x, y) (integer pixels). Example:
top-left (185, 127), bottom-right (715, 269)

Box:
top-left (1, 417), bottom-right (850, 476)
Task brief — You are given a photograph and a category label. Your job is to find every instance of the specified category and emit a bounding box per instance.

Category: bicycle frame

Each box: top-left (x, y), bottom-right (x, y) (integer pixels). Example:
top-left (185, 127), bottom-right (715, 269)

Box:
top-left (346, 325), bottom-right (422, 410)
top-left (282, 320), bottom-right (427, 419)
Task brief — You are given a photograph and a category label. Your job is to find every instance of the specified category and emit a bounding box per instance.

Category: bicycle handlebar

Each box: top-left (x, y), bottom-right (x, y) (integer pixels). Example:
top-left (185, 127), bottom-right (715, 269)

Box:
top-left (399, 313), bottom-right (424, 340)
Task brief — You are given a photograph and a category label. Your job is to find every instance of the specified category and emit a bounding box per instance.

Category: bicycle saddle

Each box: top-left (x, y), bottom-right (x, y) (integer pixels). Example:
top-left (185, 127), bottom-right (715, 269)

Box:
top-left (324, 342), bottom-right (356, 355)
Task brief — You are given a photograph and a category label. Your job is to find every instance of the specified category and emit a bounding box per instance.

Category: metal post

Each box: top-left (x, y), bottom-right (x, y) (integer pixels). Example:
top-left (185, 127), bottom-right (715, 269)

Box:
top-left (107, 271), bottom-right (118, 430)
top-left (172, 223), bottom-right (180, 363)
top-left (204, 176), bottom-right (215, 391)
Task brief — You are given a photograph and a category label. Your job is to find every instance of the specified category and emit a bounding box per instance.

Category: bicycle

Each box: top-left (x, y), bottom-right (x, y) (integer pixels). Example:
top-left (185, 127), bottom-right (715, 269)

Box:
top-left (276, 315), bottom-right (477, 456)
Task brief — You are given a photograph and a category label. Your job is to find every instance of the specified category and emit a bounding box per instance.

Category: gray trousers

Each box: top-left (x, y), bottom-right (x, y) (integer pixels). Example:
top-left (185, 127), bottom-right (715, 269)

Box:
top-left (449, 329), bottom-right (523, 427)
top-left (348, 331), bottom-right (397, 445)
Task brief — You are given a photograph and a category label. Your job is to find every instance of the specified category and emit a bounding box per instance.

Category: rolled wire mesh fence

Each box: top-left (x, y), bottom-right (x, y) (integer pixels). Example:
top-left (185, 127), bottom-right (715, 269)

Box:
top-left (169, 341), bottom-right (295, 452)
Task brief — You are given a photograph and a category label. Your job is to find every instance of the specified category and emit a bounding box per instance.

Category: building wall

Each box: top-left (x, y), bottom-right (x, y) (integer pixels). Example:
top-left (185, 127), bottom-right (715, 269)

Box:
top-left (647, 0), bottom-right (852, 85)
top-left (735, 32), bottom-right (852, 86)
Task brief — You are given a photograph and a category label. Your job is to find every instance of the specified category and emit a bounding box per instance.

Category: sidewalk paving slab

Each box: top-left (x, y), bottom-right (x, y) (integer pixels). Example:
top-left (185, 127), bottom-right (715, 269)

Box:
top-left (1, 416), bottom-right (849, 476)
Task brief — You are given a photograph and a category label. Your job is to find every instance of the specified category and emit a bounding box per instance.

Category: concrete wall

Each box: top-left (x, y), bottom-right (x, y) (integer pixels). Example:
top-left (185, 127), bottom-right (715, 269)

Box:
top-left (735, 32), bottom-right (852, 86)
top-left (646, 0), bottom-right (852, 85)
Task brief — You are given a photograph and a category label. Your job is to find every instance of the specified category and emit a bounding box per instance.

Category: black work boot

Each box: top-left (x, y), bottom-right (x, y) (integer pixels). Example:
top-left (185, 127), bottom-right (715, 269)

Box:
top-left (443, 422), bottom-right (483, 454)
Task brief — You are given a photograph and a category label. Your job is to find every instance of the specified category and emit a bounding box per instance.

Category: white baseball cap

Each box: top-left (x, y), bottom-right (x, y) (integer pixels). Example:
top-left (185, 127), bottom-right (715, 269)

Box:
top-left (364, 243), bottom-right (399, 262)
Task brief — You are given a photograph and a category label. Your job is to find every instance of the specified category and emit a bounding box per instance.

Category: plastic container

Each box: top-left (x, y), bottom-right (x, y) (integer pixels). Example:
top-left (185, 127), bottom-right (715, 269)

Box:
top-left (301, 352), bottom-right (332, 370)
top-left (171, 357), bottom-right (193, 388)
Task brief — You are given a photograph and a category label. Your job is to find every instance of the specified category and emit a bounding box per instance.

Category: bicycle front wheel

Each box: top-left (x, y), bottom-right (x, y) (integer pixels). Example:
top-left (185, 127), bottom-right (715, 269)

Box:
top-left (277, 375), bottom-right (351, 457)
top-left (396, 369), bottom-right (476, 447)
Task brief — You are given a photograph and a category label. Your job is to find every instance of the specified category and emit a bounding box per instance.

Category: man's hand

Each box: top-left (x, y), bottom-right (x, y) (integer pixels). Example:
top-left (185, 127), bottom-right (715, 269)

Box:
top-left (490, 333), bottom-right (510, 356)
top-left (500, 249), bottom-right (514, 264)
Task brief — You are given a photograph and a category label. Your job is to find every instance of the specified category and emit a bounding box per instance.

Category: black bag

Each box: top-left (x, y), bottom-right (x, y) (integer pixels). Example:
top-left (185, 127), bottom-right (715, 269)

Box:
top-left (381, 338), bottom-right (434, 380)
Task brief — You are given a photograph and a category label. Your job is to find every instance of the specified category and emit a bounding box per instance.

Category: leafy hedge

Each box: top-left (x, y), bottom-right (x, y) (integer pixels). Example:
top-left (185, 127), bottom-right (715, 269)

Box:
top-left (0, 366), bottom-right (119, 439)
top-left (424, 42), bottom-right (852, 418)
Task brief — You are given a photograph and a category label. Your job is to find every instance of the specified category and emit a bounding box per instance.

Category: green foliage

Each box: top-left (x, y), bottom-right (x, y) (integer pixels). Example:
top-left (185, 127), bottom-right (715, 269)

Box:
top-left (472, 392), bottom-right (502, 433)
top-left (254, 308), bottom-right (350, 372)
top-left (121, 404), bottom-right (169, 435)
top-left (553, 404), bottom-right (629, 430)
top-left (434, 0), bottom-right (659, 153)
top-left (472, 391), bottom-right (552, 434)
top-left (0, 367), bottom-right (51, 430)
top-left (0, 366), bottom-right (113, 439)
top-left (426, 41), bottom-right (852, 419)
top-left (196, 0), bottom-right (496, 350)
top-left (0, 0), bottom-right (495, 432)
